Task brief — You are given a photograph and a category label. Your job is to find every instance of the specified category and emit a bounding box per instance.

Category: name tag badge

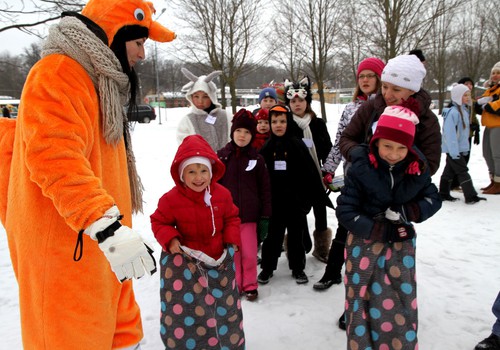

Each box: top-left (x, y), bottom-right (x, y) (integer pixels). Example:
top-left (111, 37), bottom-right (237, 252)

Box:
top-left (205, 115), bottom-right (217, 125)
top-left (246, 159), bottom-right (257, 171)
top-left (302, 138), bottom-right (314, 148)
top-left (275, 160), bottom-right (287, 171)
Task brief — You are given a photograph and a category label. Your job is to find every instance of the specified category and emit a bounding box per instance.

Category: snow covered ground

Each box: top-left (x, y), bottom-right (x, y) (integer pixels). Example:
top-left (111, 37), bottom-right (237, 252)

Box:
top-left (1, 102), bottom-right (499, 349)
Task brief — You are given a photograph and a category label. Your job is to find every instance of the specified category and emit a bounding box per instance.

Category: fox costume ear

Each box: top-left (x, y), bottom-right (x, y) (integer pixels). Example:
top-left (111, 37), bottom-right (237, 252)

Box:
top-left (81, 0), bottom-right (176, 46)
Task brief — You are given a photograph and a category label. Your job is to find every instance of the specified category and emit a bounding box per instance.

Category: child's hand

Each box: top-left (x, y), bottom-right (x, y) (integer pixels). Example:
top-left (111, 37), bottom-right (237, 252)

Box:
top-left (168, 238), bottom-right (182, 254)
top-left (231, 244), bottom-right (239, 252)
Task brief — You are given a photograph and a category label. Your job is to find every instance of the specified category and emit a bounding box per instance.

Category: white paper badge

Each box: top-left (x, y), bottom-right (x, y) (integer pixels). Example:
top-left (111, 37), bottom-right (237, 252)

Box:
top-left (302, 138), bottom-right (314, 148)
top-left (246, 159), bottom-right (257, 171)
top-left (275, 160), bottom-right (287, 171)
top-left (205, 115), bottom-right (217, 125)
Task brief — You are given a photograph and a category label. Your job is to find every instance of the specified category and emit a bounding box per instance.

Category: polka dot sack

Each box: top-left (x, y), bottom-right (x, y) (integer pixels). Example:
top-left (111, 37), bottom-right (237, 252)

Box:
top-left (344, 233), bottom-right (418, 350)
top-left (159, 247), bottom-right (245, 349)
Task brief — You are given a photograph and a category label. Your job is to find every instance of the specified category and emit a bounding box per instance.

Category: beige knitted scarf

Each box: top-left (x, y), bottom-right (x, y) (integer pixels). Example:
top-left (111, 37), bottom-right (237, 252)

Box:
top-left (42, 16), bottom-right (144, 213)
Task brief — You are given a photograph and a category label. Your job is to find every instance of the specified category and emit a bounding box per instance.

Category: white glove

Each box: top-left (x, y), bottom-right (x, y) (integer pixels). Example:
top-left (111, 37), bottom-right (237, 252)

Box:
top-left (385, 208), bottom-right (401, 222)
top-left (477, 96), bottom-right (493, 106)
top-left (85, 205), bottom-right (157, 282)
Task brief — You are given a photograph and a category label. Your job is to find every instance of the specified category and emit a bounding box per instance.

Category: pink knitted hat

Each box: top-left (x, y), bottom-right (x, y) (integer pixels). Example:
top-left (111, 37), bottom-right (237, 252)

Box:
top-left (371, 106), bottom-right (419, 149)
top-left (357, 57), bottom-right (386, 78)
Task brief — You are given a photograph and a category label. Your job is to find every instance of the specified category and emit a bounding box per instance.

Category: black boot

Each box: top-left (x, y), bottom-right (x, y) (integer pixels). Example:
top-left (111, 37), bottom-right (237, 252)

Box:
top-left (439, 177), bottom-right (457, 201)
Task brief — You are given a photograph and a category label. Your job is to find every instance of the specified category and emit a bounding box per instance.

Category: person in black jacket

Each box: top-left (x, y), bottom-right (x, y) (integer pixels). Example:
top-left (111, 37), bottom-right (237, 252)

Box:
top-left (285, 76), bottom-right (334, 263)
top-left (258, 105), bottom-right (332, 285)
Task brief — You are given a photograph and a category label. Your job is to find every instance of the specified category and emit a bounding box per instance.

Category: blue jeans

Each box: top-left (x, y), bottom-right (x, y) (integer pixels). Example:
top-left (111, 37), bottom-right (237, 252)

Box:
top-left (493, 291), bottom-right (500, 336)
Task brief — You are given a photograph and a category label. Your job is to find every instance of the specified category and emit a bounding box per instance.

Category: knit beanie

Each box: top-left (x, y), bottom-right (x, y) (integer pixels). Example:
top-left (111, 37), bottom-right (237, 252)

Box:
top-left (255, 108), bottom-right (269, 121)
top-left (491, 61), bottom-right (500, 73)
top-left (371, 106), bottom-right (419, 150)
top-left (381, 54), bottom-right (426, 92)
top-left (259, 88), bottom-right (277, 103)
top-left (231, 108), bottom-right (257, 140)
top-left (179, 156), bottom-right (212, 182)
top-left (285, 76), bottom-right (312, 105)
top-left (357, 57), bottom-right (385, 78)
top-left (450, 84), bottom-right (469, 106)
top-left (81, 0), bottom-right (176, 46)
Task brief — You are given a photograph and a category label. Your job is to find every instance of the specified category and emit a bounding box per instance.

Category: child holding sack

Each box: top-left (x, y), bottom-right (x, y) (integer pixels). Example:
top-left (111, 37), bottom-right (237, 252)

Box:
top-left (218, 109), bottom-right (272, 301)
top-left (258, 105), bottom-right (332, 285)
top-left (151, 135), bottom-right (245, 349)
top-left (336, 106), bottom-right (442, 349)
top-left (439, 84), bottom-right (486, 204)
top-left (177, 68), bottom-right (229, 151)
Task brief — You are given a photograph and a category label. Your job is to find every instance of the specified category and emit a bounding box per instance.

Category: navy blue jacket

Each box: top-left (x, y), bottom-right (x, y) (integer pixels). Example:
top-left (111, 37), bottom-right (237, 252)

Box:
top-left (336, 145), bottom-right (441, 239)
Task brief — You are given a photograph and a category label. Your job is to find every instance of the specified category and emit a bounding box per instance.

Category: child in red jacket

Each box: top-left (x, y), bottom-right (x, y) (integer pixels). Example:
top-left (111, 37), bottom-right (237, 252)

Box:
top-left (151, 134), bottom-right (244, 349)
top-left (218, 109), bottom-right (272, 301)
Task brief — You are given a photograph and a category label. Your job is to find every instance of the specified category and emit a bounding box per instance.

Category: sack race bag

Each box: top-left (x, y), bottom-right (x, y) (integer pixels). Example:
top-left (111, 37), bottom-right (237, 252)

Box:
top-left (159, 246), bottom-right (245, 349)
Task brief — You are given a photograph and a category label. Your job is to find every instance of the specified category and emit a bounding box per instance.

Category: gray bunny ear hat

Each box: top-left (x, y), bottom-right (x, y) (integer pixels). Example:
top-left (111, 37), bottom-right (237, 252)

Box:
top-left (181, 67), bottom-right (222, 107)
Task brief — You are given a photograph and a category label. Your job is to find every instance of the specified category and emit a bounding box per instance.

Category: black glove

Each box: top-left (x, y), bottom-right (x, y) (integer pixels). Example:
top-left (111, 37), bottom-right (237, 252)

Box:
top-left (474, 131), bottom-right (480, 145)
top-left (257, 217), bottom-right (270, 241)
top-left (386, 222), bottom-right (415, 243)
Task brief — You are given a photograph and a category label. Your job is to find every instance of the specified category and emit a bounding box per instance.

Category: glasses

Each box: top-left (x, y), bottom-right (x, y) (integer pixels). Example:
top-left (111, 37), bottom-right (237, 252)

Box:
top-left (358, 73), bottom-right (377, 80)
top-left (286, 88), bottom-right (308, 100)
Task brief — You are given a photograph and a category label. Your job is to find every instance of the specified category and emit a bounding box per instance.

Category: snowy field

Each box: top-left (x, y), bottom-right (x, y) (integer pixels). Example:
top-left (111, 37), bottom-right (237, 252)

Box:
top-left (1, 102), bottom-right (499, 349)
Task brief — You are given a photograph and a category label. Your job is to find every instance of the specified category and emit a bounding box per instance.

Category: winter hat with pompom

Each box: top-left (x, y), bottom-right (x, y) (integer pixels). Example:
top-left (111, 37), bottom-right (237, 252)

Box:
top-left (231, 108), bottom-right (257, 140)
top-left (450, 84), bottom-right (469, 106)
top-left (357, 57), bottom-right (385, 79)
top-left (371, 106), bottom-right (419, 150)
top-left (382, 54), bottom-right (426, 92)
top-left (370, 106), bottom-right (421, 173)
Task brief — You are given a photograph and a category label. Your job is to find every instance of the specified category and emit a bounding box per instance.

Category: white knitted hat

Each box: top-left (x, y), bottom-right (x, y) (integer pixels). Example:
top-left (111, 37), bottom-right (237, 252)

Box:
top-left (450, 84), bottom-right (469, 106)
top-left (179, 156), bottom-right (212, 182)
top-left (382, 54), bottom-right (427, 92)
top-left (491, 61), bottom-right (500, 73)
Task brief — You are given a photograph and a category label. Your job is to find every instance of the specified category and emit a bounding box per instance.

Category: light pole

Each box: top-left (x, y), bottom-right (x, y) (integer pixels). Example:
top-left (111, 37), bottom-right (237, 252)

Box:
top-left (154, 8), bottom-right (166, 125)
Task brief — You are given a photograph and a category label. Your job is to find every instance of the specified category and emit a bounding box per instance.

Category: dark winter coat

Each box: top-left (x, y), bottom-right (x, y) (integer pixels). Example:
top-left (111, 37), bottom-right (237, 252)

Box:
top-left (290, 116), bottom-right (332, 164)
top-left (339, 90), bottom-right (442, 175)
top-left (217, 142), bottom-right (272, 223)
top-left (151, 135), bottom-right (241, 259)
top-left (336, 144), bottom-right (441, 239)
top-left (260, 114), bottom-right (332, 213)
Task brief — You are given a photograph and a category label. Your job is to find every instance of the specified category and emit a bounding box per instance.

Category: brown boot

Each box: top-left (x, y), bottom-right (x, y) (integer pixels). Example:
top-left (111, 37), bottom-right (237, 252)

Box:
top-left (481, 174), bottom-right (494, 191)
top-left (483, 177), bottom-right (500, 195)
top-left (312, 228), bottom-right (332, 263)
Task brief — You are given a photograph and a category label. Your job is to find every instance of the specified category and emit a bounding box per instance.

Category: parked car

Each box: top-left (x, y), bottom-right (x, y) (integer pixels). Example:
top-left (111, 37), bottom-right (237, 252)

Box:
top-left (126, 104), bottom-right (156, 123)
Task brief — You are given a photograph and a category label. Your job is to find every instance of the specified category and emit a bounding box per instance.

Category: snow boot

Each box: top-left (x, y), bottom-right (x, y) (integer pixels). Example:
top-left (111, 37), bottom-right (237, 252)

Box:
top-left (312, 228), bottom-right (332, 263)
top-left (439, 178), bottom-right (458, 201)
top-left (474, 333), bottom-right (500, 350)
top-left (483, 177), bottom-right (500, 195)
top-left (481, 174), bottom-right (494, 191)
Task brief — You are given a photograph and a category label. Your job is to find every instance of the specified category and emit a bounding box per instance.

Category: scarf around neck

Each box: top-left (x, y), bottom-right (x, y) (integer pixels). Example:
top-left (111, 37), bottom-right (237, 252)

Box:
top-left (42, 16), bottom-right (144, 213)
top-left (293, 113), bottom-right (322, 177)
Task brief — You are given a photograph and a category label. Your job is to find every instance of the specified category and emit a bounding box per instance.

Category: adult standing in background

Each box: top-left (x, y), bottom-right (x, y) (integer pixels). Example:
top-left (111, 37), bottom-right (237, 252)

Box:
top-left (1, 104), bottom-right (10, 118)
top-left (0, 0), bottom-right (176, 349)
top-left (475, 62), bottom-right (500, 195)
top-left (339, 54), bottom-right (442, 176)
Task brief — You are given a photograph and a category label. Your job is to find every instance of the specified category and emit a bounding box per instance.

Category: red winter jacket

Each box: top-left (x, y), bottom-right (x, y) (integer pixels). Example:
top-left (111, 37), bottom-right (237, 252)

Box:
top-left (151, 135), bottom-right (241, 259)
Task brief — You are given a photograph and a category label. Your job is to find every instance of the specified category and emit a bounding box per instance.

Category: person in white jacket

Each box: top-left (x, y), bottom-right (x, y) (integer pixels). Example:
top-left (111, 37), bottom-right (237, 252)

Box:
top-left (177, 68), bottom-right (230, 151)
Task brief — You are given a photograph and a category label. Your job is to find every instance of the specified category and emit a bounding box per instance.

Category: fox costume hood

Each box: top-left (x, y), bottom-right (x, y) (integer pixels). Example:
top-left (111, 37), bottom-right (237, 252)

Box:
top-left (0, 1), bottom-right (175, 349)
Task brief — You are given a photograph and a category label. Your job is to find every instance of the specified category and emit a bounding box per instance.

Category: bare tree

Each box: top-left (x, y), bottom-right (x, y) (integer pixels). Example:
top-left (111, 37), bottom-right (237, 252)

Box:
top-left (0, 1), bottom-right (84, 35)
top-left (172, 0), bottom-right (263, 112)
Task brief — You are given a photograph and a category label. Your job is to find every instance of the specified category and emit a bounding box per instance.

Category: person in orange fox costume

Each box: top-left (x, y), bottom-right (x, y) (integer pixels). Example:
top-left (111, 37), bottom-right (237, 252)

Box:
top-left (0, 0), bottom-right (175, 349)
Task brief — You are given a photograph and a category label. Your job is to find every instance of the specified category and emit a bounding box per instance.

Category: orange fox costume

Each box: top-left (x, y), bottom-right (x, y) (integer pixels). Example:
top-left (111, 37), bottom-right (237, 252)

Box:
top-left (0, 1), bottom-right (175, 349)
